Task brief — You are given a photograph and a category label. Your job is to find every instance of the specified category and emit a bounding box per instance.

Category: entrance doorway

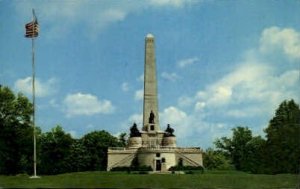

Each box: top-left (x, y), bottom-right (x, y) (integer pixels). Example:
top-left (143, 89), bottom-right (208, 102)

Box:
top-left (156, 160), bottom-right (161, 171)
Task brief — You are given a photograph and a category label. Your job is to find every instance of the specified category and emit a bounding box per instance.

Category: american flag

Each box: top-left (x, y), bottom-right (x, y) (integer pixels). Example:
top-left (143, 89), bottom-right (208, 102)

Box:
top-left (25, 11), bottom-right (39, 38)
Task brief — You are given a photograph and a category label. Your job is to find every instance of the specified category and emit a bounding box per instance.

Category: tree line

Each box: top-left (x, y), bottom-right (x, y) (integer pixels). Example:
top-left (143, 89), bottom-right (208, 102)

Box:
top-left (1, 86), bottom-right (299, 175)
top-left (0, 86), bottom-right (124, 175)
top-left (204, 99), bottom-right (300, 174)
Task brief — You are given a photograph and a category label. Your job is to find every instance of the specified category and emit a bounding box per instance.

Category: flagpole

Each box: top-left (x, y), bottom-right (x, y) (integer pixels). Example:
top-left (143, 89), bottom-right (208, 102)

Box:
top-left (30, 8), bottom-right (39, 179)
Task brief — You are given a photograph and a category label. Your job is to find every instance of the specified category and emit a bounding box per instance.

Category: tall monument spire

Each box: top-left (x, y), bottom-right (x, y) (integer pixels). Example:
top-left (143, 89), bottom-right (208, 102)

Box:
top-left (107, 34), bottom-right (203, 172)
top-left (143, 34), bottom-right (160, 132)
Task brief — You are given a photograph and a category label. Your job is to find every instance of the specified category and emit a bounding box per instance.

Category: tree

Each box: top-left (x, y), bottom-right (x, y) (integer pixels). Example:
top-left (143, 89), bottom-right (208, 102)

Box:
top-left (264, 99), bottom-right (300, 174)
top-left (65, 139), bottom-right (91, 172)
top-left (39, 125), bottom-right (74, 175)
top-left (81, 130), bottom-right (122, 171)
top-left (203, 148), bottom-right (232, 170)
top-left (0, 86), bottom-right (34, 175)
top-left (215, 126), bottom-right (256, 171)
top-left (118, 132), bottom-right (127, 146)
top-left (242, 136), bottom-right (266, 173)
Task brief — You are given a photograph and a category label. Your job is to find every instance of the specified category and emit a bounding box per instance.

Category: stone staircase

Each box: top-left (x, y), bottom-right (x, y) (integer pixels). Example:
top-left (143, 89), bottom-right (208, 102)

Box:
top-left (108, 153), bottom-right (136, 170)
top-left (176, 151), bottom-right (201, 167)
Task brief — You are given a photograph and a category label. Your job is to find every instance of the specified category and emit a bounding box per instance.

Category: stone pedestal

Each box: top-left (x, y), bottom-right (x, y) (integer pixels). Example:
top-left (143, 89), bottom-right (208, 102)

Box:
top-left (128, 137), bottom-right (142, 148)
top-left (162, 136), bottom-right (176, 147)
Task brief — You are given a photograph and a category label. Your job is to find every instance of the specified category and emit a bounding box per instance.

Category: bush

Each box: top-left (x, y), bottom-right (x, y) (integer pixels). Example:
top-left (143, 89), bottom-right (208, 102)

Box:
top-left (110, 166), bottom-right (130, 172)
top-left (138, 171), bottom-right (148, 174)
top-left (136, 165), bottom-right (152, 172)
top-left (185, 170), bottom-right (194, 174)
top-left (169, 165), bottom-right (204, 173)
top-left (111, 165), bottom-right (152, 173)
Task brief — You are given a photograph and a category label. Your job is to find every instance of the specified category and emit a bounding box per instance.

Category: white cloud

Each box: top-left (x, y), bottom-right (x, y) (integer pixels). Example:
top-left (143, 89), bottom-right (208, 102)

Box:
top-left (226, 107), bottom-right (265, 118)
top-left (68, 130), bottom-right (78, 138)
top-left (260, 26), bottom-right (300, 59)
top-left (15, 1), bottom-right (201, 39)
top-left (195, 58), bottom-right (299, 117)
top-left (121, 105), bottom-right (231, 148)
top-left (160, 106), bottom-right (187, 126)
top-left (137, 74), bottom-right (144, 82)
top-left (121, 82), bottom-right (129, 92)
top-left (120, 113), bottom-right (143, 132)
top-left (161, 72), bottom-right (180, 82)
top-left (149, 0), bottom-right (197, 8)
top-left (159, 106), bottom-right (224, 147)
top-left (63, 92), bottom-right (115, 117)
top-left (177, 57), bottom-right (199, 68)
top-left (121, 26), bottom-right (299, 148)
top-left (134, 89), bottom-right (144, 101)
top-left (128, 113), bottom-right (143, 125)
top-left (178, 96), bottom-right (194, 107)
top-left (195, 101), bottom-right (206, 111)
top-left (49, 99), bottom-right (60, 108)
top-left (14, 77), bottom-right (58, 97)
top-left (194, 27), bottom-right (300, 119)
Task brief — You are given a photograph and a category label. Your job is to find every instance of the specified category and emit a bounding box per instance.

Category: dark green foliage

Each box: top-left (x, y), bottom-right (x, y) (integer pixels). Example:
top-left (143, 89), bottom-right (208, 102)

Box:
top-left (215, 126), bottom-right (254, 171)
top-left (81, 130), bottom-right (123, 171)
top-left (129, 123), bottom-right (141, 137)
top-left (111, 166), bottom-right (131, 172)
top-left (135, 165), bottom-right (153, 172)
top-left (38, 128), bottom-right (122, 174)
top-left (118, 132), bottom-right (127, 146)
top-left (111, 165), bottom-right (152, 173)
top-left (39, 125), bottom-right (74, 175)
top-left (214, 99), bottom-right (300, 174)
top-left (264, 99), bottom-right (300, 174)
top-left (185, 170), bottom-right (194, 174)
top-left (203, 148), bottom-right (233, 170)
top-left (242, 136), bottom-right (266, 173)
top-left (65, 139), bottom-right (91, 172)
top-left (1, 85), bottom-right (299, 176)
top-left (0, 86), bottom-right (34, 175)
top-left (215, 126), bottom-right (266, 173)
top-left (164, 124), bottom-right (175, 137)
top-left (169, 165), bottom-right (204, 173)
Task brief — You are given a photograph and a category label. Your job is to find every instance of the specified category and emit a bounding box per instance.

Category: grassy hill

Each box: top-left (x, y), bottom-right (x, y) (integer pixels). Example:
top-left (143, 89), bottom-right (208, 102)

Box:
top-left (0, 170), bottom-right (298, 188)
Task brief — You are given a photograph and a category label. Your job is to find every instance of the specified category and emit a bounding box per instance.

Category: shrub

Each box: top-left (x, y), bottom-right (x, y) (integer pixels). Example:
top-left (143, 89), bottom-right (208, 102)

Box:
top-left (185, 170), bottom-right (194, 174)
top-left (111, 165), bottom-right (152, 173)
top-left (110, 166), bottom-right (130, 172)
top-left (136, 165), bottom-right (153, 172)
top-left (169, 165), bottom-right (204, 173)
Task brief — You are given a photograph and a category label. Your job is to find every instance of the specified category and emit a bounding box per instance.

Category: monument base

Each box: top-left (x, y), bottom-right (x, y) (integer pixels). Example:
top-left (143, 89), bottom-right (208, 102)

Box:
top-left (107, 146), bottom-right (202, 172)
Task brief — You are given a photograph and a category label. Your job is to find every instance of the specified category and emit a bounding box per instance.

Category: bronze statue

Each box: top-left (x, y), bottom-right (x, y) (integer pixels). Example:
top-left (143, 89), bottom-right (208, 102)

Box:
top-left (149, 110), bottom-right (155, 124)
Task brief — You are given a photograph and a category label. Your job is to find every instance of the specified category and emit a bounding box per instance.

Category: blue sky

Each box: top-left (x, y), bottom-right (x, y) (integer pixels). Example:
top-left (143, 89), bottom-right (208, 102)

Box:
top-left (1, 0), bottom-right (299, 148)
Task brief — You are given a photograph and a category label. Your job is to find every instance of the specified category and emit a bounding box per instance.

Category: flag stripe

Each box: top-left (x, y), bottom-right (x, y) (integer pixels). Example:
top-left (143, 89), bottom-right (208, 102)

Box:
top-left (25, 17), bottom-right (40, 38)
top-left (25, 20), bottom-right (39, 38)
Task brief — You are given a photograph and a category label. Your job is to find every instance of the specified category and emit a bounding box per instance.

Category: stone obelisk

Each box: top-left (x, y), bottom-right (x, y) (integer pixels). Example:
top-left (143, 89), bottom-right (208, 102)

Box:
top-left (143, 34), bottom-right (160, 132)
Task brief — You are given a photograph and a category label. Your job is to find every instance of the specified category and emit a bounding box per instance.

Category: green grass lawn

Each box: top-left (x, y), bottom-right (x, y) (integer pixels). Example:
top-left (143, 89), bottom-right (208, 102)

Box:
top-left (0, 170), bottom-right (298, 188)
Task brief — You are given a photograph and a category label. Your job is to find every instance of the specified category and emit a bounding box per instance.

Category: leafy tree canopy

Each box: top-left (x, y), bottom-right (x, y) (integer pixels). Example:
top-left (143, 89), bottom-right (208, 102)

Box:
top-left (0, 86), bottom-right (34, 175)
top-left (264, 99), bottom-right (300, 174)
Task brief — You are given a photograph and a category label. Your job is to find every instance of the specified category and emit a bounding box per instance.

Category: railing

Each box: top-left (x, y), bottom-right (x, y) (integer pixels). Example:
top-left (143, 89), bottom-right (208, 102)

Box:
top-left (108, 153), bottom-right (136, 171)
top-left (176, 152), bottom-right (201, 166)
top-left (108, 146), bottom-right (202, 152)
top-left (108, 147), bottom-right (127, 150)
